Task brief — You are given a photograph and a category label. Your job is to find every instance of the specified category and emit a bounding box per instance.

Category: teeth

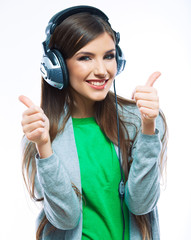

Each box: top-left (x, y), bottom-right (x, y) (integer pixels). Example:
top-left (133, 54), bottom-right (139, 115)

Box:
top-left (89, 81), bottom-right (106, 86)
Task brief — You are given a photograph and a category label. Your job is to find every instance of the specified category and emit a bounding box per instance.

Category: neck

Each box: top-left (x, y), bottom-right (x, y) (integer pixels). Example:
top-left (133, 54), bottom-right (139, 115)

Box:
top-left (71, 94), bottom-right (95, 119)
top-left (72, 105), bottom-right (95, 118)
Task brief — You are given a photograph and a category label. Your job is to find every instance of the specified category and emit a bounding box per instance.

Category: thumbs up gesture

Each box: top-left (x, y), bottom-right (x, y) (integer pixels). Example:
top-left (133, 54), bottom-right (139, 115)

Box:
top-left (132, 72), bottom-right (161, 135)
top-left (19, 95), bottom-right (52, 158)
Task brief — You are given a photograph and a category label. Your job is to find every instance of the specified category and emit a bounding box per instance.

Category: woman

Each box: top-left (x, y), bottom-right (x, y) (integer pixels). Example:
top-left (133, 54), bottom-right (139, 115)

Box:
top-left (19, 5), bottom-right (167, 240)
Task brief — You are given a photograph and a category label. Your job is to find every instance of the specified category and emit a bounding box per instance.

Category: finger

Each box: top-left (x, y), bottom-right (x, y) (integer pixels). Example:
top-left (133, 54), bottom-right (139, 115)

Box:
top-left (22, 112), bottom-right (45, 126)
top-left (19, 95), bottom-right (35, 108)
top-left (22, 121), bottom-right (45, 134)
top-left (137, 100), bottom-right (159, 110)
top-left (135, 86), bottom-right (158, 94)
top-left (134, 92), bottom-right (159, 101)
top-left (25, 128), bottom-right (45, 142)
top-left (145, 71), bottom-right (161, 87)
top-left (22, 105), bottom-right (44, 117)
top-left (139, 107), bottom-right (159, 119)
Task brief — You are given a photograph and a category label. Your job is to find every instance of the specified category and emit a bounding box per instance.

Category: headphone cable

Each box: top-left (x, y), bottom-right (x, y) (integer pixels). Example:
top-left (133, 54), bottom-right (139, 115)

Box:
top-left (113, 79), bottom-right (125, 240)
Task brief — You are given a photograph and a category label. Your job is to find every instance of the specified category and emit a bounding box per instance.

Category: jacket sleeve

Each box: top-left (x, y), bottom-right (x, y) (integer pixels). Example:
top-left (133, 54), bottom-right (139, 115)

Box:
top-left (124, 114), bottom-right (165, 215)
top-left (35, 152), bottom-right (81, 230)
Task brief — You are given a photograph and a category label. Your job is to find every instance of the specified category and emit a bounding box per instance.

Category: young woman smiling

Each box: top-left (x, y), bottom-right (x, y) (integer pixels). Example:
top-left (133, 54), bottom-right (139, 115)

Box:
top-left (66, 32), bottom-right (117, 118)
top-left (19, 6), bottom-right (167, 240)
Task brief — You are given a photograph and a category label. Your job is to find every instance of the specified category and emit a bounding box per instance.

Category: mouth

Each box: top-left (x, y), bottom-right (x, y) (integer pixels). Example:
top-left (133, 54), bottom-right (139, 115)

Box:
top-left (86, 79), bottom-right (109, 89)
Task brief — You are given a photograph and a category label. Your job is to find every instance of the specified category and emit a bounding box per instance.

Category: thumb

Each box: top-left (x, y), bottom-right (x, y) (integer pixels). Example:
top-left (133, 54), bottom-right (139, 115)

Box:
top-left (19, 95), bottom-right (35, 108)
top-left (145, 71), bottom-right (161, 87)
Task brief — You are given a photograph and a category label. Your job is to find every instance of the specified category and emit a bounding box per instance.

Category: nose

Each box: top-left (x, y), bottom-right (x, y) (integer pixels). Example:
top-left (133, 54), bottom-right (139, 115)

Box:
top-left (94, 59), bottom-right (107, 78)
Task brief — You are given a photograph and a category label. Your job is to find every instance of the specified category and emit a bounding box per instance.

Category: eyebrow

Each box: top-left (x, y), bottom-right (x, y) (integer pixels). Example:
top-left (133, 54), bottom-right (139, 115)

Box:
top-left (75, 49), bottom-right (116, 57)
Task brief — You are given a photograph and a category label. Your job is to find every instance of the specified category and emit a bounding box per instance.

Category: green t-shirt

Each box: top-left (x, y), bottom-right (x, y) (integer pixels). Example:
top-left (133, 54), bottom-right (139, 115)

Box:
top-left (72, 117), bottom-right (129, 240)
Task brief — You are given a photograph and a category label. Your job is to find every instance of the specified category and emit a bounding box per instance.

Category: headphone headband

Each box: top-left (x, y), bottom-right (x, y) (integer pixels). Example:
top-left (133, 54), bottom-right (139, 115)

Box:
top-left (46, 6), bottom-right (109, 36)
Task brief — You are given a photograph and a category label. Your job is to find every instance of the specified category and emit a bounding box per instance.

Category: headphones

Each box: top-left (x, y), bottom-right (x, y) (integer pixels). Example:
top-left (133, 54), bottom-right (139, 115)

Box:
top-left (40, 5), bottom-right (126, 89)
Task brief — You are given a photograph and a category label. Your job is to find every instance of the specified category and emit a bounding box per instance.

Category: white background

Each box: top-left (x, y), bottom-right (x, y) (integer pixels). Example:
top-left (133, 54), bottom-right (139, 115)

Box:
top-left (0, 0), bottom-right (191, 239)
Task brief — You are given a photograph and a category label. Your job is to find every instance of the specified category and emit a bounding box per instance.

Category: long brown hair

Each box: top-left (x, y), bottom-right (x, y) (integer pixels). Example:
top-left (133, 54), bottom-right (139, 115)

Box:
top-left (22, 12), bottom-right (168, 240)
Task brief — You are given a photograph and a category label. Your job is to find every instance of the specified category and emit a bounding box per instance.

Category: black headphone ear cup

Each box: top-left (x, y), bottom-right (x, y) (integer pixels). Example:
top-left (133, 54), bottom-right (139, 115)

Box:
top-left (116, 45), bottom-right (126, 75)
top-left (51, 49), bottom-right (69, 88)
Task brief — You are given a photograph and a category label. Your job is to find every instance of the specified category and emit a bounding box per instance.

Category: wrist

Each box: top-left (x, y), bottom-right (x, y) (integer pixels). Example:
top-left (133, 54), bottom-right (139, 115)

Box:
top-left (36, 138), bottom-right (53, 159)
top-left (142, 120), bottom-right (155, 135)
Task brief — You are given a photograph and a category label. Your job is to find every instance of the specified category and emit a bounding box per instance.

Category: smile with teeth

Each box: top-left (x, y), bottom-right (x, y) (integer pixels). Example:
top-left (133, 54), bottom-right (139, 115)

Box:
top-left (87, 80), bottom-right (108, 86)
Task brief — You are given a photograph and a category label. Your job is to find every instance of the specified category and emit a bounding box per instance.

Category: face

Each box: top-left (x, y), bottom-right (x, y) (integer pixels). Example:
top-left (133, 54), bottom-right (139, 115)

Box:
top-left (66, 32), bottom-right (117, 106)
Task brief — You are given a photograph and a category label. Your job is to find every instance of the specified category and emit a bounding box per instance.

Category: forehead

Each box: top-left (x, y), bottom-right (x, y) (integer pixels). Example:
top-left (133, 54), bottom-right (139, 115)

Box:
top-left (76, 32), bottom-right (115, 53)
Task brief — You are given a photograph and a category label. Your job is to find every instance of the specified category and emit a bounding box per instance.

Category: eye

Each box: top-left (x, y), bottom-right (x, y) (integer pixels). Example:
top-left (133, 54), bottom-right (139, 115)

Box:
top-left (77, 56), bottom-right (91, 61)
top-left (104, 53), bottom-right (115, 60)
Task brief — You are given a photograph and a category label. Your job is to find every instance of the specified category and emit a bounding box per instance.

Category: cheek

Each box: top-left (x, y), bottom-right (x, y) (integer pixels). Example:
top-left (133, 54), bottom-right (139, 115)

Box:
top-left (68, 62), bottom-right (91, 80)
top-left (69, 74), bottom-right (80, 90)
top-left (110, 61), bottom-right (117, 77)
top-left (68, 66), bottom-right (90, 91)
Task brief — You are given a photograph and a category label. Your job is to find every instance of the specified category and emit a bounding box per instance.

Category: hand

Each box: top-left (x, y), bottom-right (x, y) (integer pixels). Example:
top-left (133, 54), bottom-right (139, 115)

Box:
top-left (132, 72), bottom-right (161, 135)
top-left (19, 95), bottom-right (52, 158)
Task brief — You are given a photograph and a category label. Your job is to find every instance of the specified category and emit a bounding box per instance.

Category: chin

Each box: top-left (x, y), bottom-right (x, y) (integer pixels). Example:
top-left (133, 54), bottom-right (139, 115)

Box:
top-left (91, 93), bottom-right (109, 102)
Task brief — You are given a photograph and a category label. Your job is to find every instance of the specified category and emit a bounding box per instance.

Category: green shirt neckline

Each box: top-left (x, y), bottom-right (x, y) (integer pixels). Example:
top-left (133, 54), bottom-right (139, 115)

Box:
top-left (72, 117), bottom-right (96, 125)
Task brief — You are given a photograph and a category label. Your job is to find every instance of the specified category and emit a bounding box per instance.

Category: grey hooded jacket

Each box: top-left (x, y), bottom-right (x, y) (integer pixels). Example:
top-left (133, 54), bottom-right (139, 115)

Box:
top-left (34, 103), bottom-right (165, 240)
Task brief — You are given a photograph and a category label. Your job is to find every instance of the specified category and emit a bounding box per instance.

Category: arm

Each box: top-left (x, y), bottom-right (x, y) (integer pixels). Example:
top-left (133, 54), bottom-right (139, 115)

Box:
top-left (35, 152), bottom-right (81, 230)
top-left (125, 72), bottom-right (166, 214)
top-left (20, 95), bottom-right (81, 230)
top-left (124, 111), bottom-right (165, 215)
top-left (125, 126), bottom-right (162, 215)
